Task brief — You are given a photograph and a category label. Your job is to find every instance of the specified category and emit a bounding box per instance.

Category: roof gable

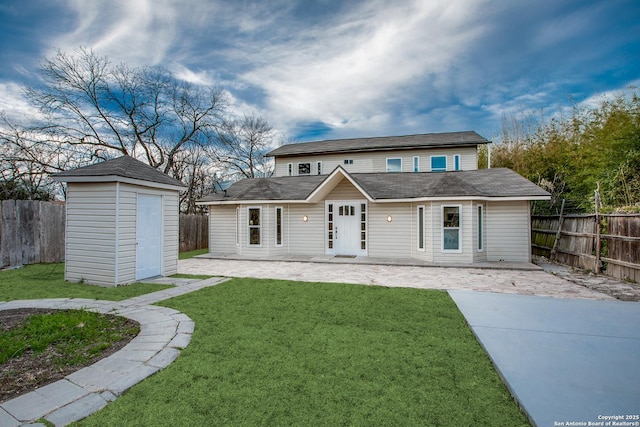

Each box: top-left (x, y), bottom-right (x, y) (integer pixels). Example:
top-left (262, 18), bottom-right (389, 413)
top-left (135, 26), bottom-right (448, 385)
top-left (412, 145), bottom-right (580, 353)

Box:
top-left (267, 131), bottom-right (489, 158)
top-left (52, 156), bottom-right (186, 190)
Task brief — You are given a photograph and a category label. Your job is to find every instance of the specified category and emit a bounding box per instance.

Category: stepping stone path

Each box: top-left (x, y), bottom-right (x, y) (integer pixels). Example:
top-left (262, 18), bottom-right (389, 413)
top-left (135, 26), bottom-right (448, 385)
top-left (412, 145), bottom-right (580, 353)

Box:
top-left (0, 277), bottom-right (228, 426)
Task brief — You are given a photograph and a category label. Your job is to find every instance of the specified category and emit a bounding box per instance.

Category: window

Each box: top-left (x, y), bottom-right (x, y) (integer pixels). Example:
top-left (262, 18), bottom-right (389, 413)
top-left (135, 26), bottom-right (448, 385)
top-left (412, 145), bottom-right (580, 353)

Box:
top-left (235, 207), bottom-right (240, 246)
top-left (360, 203), bottom-right (367, 250)
top-left (386, 158), bottom-right (402, 172)
top-left (344, 159), bottom-right (353, 165)
top-left (298, 163), bottom-right (311, 175)
top-left (287, 163), bottom-right (293, 176)
top-left (316, 161), bottom-right (323, 175)
top-left (442, 205), bottom-right (461, 252)
top-left (477, 205), bottom-right (483, 251)
top-left (275, 206), bottom-right (283, 246)
top-left (327, 203), bottom-right (334, 249)
top-left (413, 156), bottom-right (420, 172)
top-left (248, 207), bottom-right (261, 246)
top-left (431, 156), bottom-right (447, 172)
top-left (454, 154), bottom-right (461, 171)
top-left (417, 205), bottom-right (425, 250)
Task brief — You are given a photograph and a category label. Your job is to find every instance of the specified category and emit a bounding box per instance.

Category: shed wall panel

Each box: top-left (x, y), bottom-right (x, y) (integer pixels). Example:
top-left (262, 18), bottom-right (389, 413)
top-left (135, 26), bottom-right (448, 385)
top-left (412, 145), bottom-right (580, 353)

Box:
top-left (65, 183), bottom-right (117, 285)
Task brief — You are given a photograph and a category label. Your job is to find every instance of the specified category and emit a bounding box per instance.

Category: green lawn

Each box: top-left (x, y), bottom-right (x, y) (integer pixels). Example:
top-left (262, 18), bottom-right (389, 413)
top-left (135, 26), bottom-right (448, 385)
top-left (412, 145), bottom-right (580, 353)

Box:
top-left (0, 263), bottom-right (173, 301)
top-left (179, 248), bottom-right (208, 259)
top-left (75, 278), bottom-right (530, 426)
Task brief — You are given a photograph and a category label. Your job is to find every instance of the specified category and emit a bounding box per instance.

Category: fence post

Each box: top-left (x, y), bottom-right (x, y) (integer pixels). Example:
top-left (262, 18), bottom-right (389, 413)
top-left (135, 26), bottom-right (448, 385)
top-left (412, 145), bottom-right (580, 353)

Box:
top-left (594, 186), bottom-right (602, 274)
top-left (550, 199), bottom-right (565, 261)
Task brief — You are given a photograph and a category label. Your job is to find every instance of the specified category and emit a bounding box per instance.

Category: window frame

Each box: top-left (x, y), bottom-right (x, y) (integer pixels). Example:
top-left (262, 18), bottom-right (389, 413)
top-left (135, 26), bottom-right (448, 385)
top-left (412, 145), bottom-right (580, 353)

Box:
top-left (430, 155), bottom-right (447, 172)
top-left (441, 204), bottom-right (462, 253)
top-left (275, 206), bottom-right (283, 247)
top-left (287, 163), bottom-right (293, 176)
top-left (316, 161), bottom-right (323, 175)
top-left (417, 205), bottom-right (425, 251)
top-left (298, 162), bottom-right (311, 176)
top-left (247, 206), bottom-right (262, 247)
top-left (386, 157), bottom-right (402, 172)
top-left (413, 156), bottom-right (420, 172)
top-left (235, 207), bottom-right (240, 246)
top-left (477, 204), bottom-right (484, 252)
top-left (454, 154), bottom-right (461, 171)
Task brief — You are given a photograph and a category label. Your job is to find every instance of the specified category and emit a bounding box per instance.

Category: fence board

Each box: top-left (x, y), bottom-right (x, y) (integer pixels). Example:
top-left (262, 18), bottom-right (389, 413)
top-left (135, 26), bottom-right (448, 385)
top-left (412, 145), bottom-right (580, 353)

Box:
top-left (532, 213), bottom-right (640, 283)
top-left (179, 214), bottom-right (208, 252)
top-left (0, 200), bottom-right (66, 268)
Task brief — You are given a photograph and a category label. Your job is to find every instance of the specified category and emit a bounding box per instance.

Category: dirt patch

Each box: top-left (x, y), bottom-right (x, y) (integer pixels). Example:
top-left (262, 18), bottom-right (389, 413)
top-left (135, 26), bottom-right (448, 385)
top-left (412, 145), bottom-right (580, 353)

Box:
top-left (534, 256), bottom-right (640, 301)
top-left (0, 308), bottom-right (139, 403)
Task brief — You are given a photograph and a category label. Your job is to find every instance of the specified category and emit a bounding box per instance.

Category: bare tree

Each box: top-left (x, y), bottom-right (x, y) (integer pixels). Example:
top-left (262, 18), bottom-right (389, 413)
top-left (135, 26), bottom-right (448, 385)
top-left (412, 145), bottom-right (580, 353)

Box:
top-left (213, 114), bottom-right (275, 179)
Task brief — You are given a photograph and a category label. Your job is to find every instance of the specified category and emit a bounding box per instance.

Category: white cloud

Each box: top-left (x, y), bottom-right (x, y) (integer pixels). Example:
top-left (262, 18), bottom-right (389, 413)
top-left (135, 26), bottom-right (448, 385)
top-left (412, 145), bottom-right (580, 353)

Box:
top-left (0, 82), bottom-right (41, 123)
top-left (53, 0), bottom-right (184, 66)
top-left (238, 0), bottom-right (488, 134)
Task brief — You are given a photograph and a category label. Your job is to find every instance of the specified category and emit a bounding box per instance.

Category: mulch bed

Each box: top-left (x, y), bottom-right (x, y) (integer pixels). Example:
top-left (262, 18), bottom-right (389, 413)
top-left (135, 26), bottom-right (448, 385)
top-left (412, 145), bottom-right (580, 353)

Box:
top-left (0, 308), bottom-right (139, 403)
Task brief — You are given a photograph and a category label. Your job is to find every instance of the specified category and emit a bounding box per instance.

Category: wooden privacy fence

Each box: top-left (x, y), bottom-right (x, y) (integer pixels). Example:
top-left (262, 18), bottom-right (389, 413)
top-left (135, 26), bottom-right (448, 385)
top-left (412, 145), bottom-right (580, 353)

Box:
top-left (179, 213), bottom-right (208, 253)
top-left (1, 200), bottom-right (66, 268)
top-left (1, 200), bottom-right (208, 269)
top-left (532, 213), bottom-right (640, 283)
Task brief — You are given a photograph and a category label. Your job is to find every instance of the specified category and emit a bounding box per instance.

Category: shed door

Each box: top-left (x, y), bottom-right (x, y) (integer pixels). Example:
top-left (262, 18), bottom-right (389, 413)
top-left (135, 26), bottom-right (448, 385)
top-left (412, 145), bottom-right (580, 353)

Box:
top-left (136, 194), bottom-right (162, 280)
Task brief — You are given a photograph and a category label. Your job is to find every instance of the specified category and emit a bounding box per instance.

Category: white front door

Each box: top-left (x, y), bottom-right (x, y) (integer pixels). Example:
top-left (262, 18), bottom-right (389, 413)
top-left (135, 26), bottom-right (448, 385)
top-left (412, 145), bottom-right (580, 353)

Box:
top-left (327, 201), bottom-right (367, 256)
top-left (136, 194), bottom-right (162, 280)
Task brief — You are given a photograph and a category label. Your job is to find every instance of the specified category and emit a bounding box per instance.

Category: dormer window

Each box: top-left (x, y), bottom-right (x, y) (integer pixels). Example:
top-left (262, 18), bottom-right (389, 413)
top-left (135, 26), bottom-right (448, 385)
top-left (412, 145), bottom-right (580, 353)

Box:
top-left (386, 158), bottom-right (402, 172)
top-left (430, 156), bottom-right (446, 172)
top-left (298, 163), bottom-right (311, 175)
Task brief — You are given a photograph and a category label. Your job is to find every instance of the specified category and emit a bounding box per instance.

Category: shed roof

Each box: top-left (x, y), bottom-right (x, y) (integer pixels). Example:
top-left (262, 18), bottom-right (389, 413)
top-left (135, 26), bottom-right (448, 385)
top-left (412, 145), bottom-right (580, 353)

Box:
top-left (198, 167), bottom-right (549, 204)
top-left (52, 156), bottom-right (186, 190)
top-left (267, 131), bottom-right (489, 157)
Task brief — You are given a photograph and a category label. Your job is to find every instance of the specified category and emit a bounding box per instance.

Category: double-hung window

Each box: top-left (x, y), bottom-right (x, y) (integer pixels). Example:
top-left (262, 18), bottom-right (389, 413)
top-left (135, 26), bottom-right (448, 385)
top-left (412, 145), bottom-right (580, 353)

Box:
top-left (442, 205), bottom-right (461, 252)
top-left (386, 158), bottom-right (402, 172)
top-left (248, 207), bottom-right (262, 246)
top-left (431, 156), bottom-right (447, 172)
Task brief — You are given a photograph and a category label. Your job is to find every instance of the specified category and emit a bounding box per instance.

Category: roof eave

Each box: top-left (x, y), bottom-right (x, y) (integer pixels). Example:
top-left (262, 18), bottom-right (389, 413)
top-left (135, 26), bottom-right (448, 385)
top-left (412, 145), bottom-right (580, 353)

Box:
top-left (53, 175), bottom-right (187, 191)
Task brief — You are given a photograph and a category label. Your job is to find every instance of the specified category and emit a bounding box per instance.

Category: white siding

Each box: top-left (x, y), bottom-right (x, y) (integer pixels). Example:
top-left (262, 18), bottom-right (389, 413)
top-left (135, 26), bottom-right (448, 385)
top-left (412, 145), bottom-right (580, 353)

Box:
top-left (273, 146), bottom-right (478, 176)
top-left (288, 203), bottom-right (325, 256)
top-left (368, 203), bottom-right (412, 258)
top-left (65, 183), bottom-right (117, 286)
top-left (116, 185), bottom-right (137, 283)
top-left (209, 205), bottom-right (239, 255)
top-left (486, 201), bottom-right (531, 262)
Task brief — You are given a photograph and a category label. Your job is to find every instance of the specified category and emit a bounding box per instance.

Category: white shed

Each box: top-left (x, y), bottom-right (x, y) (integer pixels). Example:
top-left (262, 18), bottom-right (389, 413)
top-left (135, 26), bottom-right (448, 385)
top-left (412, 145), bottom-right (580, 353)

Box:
top-left (53, 156), bottom-right (186, 286)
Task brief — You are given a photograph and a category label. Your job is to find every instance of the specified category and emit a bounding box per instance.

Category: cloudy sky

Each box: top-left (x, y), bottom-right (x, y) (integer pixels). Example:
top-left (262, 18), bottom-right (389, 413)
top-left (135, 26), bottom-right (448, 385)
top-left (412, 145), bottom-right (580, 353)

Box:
top-left (0, 0), bottom-right (638, 142)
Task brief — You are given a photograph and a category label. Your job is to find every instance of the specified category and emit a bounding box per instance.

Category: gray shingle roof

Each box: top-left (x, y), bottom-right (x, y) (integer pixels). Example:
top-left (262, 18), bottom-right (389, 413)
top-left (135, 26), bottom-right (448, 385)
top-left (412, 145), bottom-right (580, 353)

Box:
top-left (267, 131), bottom-right (489, 157)
top-left (53, 156), bottom-right (186, 188)
top-left (198, 168), bottom-right (549, 203)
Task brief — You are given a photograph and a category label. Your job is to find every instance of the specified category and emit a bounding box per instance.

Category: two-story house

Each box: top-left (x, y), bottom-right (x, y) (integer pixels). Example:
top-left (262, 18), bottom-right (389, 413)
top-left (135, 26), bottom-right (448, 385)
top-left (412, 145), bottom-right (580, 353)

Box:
top-left (198, 131), bottom-right (550, 264)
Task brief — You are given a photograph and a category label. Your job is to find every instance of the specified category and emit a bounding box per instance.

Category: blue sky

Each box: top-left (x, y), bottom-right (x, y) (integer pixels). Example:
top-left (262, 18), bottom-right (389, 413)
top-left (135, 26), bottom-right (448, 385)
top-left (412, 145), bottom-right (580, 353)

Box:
top-left (0, 0), bottom-right (638, 143)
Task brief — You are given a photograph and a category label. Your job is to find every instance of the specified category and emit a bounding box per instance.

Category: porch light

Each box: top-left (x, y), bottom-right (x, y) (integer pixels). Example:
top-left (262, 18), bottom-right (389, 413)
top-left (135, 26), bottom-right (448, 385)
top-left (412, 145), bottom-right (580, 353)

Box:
top-left (303, 215), bottom-right (309, 222)
top-left (387, 215), bottom-right (392, 222)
